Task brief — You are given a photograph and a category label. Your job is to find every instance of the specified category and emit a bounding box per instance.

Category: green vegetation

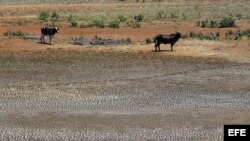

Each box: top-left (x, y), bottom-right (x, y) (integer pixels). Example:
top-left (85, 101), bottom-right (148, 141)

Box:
top-left (4, 30), bottom-right (28, 37)
top-left (225, 29), bottom-right (250, 40)
top-left (109, 20), bottom-right (120, 28)
top-left (92, 18), bottom-right (105, 28)
top-left (2, 1), bottom-right (250, 28)
top-left (68, 14), bottom-right (78, 27)
top-left (219, 17), bottom-right (235, 28)
top-left (198, 17), bottom-right (235, 28)
top-left (189, 32), bottom-right (219, 40)
top-left (134, 14), bottom-right (144, 22)
top-left (117, 14), bottom-right (127, 22)
top-left (39, 11), bottom-right (50, 22)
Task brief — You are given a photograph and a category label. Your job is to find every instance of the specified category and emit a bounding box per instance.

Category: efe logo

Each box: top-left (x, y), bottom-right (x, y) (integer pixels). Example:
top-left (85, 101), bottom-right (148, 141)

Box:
top-left (224, 125), bottom-right (250, 141)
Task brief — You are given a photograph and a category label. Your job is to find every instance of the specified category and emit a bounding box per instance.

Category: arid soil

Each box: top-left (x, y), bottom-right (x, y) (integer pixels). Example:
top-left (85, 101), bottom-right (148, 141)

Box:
top-left (0, 49), bottom-right (250, 141)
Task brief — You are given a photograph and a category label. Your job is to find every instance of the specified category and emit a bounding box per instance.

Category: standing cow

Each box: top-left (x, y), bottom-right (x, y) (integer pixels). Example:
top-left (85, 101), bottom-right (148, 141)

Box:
top-left (154, 32), bottom-right (181, 52)
top-left (40, 26), bottom-right (59, 44)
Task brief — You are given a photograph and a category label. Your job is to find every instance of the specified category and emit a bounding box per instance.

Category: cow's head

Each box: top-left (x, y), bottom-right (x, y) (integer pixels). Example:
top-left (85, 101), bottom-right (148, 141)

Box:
top-left (54, 27), bottom-right (59, 33)
top-left (175, 32), bottom-right (181, 38)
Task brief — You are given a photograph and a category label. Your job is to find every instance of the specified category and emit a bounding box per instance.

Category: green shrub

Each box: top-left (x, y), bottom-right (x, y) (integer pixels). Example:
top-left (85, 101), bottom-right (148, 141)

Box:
top-left (68, 14), bottom-right (74, 22)
top-left (109, 20), bottom-right (120, 28)
top-left (219, 17), bottom-right (235, 28)
top-left (201, 20), bottom-right (208, 27)
top-left (80, 23), bottom-right (90, 28)
top-left (51, 12), bottom-right (59, 22)
top-left (170, 12), bottom-right (178, 19)
top-left (117, 14), bottom-right (127, 22)
top-left (157, 10), bottom-right (164, 19)
top-left (92, 19), bottom-right (105, 28)
top-left (4, 30), bottom-right (27, 37)
top-left (132, 21), bottom-right (141, 28)
top-left (189, 31), bottom-right (218, 40)
top-left (134, 14), bottom-right (144, 22)
top-left (39, 11), bottom-right (50, 22)
top-left (210, 20), bottom-right (218, 28)
top-left (70, 21), bottom-right (78, 27)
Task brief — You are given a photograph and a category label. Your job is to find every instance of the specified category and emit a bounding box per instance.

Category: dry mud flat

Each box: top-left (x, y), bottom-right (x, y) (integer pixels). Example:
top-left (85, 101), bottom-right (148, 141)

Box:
top-left (0, 51), bottom-right (250, 141)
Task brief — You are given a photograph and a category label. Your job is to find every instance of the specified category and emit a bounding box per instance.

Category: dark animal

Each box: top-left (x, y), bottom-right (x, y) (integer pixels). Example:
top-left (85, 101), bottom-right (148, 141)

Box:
top-left (40, 27), bottom-right (59, 44)
top-left (154, 32), bottom-right (181, 52)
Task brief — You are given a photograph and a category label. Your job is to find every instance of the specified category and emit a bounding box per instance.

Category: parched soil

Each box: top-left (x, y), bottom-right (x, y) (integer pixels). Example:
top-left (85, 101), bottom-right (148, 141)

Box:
top-left (0, 49), bottom-right (250, 141)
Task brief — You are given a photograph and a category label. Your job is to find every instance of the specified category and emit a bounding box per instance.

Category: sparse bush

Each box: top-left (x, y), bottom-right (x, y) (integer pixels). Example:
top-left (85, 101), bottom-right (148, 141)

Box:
top-left (219, 17), bottom-right (235, 28)
top-left (80, 23), bottom-right (90, 28)
top-left (4, 30), bottom-right (27, 37)
top-left (67, 14), bottom-right (74, 23)
top-left (67, 14), bottom-right (78, 27)
top-left (109, 20), bottom-right (120, 28)
top-left (170, 12), bottom-right (178, 19)
top-left (117, 14), bottom-right (127, 22)
top-left (92, 19), bottom-right (105, 28)
top-left (236, 13), bottom-right (243, 20)
top-left (126, 38), bottom-right (132, 44)
top-left (51, 12), bottom-right (59, 22)
top-left (70, 21), bottom-right (78, 27)
top-left (39, 11), bottom-right (50, 22)
top-left (189, 31), bottom-right (218, 40)
top-left (182, 13), bottom-right (186, 20)
top-left (145, 38), bottom-right (152, 44)
top-left (210, 20), bottom-right (218, 28)
top-left (16, 20), bottom-right (24, 26)
top-left (134, 14), bottom-right (144, 22)
top-left (157, 10), bottom-right (164, 19)
top-left (132, 21), bottom-right (141, 28)
top-left (201, 20), bottom-right (208, 27)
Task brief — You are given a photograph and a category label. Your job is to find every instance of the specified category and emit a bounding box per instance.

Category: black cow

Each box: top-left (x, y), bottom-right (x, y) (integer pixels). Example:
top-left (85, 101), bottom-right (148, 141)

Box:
top-left (154, 32), bottom-right (181, 52)
top-left (40, 27), bottom-right (59, 44)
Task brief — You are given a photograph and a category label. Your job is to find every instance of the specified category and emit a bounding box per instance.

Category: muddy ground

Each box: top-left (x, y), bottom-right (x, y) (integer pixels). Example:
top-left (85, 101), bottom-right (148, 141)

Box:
top-left (0, 49), bottom-right (250, 141)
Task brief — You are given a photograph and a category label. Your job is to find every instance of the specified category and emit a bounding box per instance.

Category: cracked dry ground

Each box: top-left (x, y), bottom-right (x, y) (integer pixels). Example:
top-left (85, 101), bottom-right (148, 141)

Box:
top-left (0, 50), bottom-right (250, 141)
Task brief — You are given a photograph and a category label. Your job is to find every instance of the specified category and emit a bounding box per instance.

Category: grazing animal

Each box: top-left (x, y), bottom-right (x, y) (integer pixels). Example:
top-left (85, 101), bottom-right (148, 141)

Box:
top-left (154, 32), bottom-right (181, 52)
top-left (40, 26), bottom-right (59, 44)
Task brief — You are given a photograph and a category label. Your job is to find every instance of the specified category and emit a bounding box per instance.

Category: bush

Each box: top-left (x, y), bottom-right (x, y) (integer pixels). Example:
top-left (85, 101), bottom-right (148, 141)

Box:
top-left (219, 17), bottom-right (235, 28)
top-left (80, 23), bottom-right (90, 28)
top-left (70, 21), bottom-right (78, 27)
top-left (39, 11), bottom-right (50, 22)
top-left (4, 30), bottom-right (27, 37)
top-left (126, 38), bottom-right (132, 44)
top-left (117, 14), bottom-right (127, 22)
top-left (170, 12), bottom-right (178, 19)
top-left (51, 12), bottom-right (59, 22)
top-left (92, 19), bottom-right (105, 28)
top-left (201, 20), bottom-right (208, 27)
top-left (210, 20), bottom-right (218, 28)
top-left (134, 14), bottom-right (144, 22)
top-left (109, 20), bottom-right (120, 28)
top-left (145, 38), bottom-right (152, 44)
top-left (189, 31), bottom-right (218, 40)
top-left (132, 21), bottom-right (141, 28)
top-left (157, 10), bottom-right (164, 19)
top-left (68, 14), bottom-right (74, 22)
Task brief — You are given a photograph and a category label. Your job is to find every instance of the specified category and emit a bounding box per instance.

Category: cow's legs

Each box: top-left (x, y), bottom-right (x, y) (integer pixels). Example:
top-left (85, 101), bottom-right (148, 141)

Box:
top-left (158, 44), bottom-right (161, 51)
top-left (171, 43), bottom-right (174, 51)
top-left (41, 34), bottom-right (45, 43)
top-left (155, 43), bottom-right (158, 51)
top-left (49, 36), bottom-right (52, 44)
